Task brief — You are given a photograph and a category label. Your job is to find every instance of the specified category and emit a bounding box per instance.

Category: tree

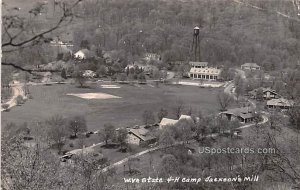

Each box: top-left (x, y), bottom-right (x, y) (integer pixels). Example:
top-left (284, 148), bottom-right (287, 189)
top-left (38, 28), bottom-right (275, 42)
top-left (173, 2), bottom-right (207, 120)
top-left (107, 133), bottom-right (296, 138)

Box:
top-left (195, 116), bottom-right (211, 140)
top-left (217, 91), bottom-right (233, 111)
top-left (2, 1), bottom-right (83, 73)
top-left (174, 119), bottom-right (194, 143)
top-left (102, 124), bottom-right (116, 145)
top-left (2, 122), bottom-right (62, 190)
top-left (46, 115), bottom-right (67, 154)
top-left (73, 67), bottom-right (86, 88)
top-left (234, 75), bottom-right (245, 101)
top-left (157, 108), bottom-right (168, 122)
top-left (137, 73), bottom-right (146, 83)
top-left (220, 66), bottom-right (235, 81)
top-left (96, 65), bottom-right (107, 77)
top-left (117, 73), bottom-right (127, 82)
top-left (61, 68), bottom-right (67, 79)
top-left (73, 154), bottom-right (109, 190)
top-left (159, 154), bottom-right (179, 177)
top-left (287, 101), bottom-right (300, 130)
top-left (173, 99), bottom-right (185, 119)
top-left (117, 128), bottom-right (128, 149)
top-left (80, 39), bottom-right (90, 49)
top-left (256, 88), bottom-right (264, 101)
top-left (68, 115), bottom-right (87, 138)
top-left (142, 110), bottom-right (155, 125)
top-left (159, 128), bottom-right (175, 147)
top-left (268, 109), bottom-right (282, 131)
top-left (2, 104), bottom-right (9, 111)
top-left (16, 95), bottom-right (24, 105)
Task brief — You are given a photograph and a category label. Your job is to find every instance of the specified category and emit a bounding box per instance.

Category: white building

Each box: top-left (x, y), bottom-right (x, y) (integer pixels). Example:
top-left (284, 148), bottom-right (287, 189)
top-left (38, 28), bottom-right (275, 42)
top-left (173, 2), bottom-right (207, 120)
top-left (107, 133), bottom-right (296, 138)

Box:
top-left (189, 62), bottom-right (208, 68)
top-left (189, 68), bottom-right (220, 81)
top-left (241, 63), bottom-right (261, 71)
top-left (189, 62), bottom-right (220, 80)
top-left (159, 115), bottom-right (194, 129)
top-left (144, 53), bottom-right (161, 62)
top-left (74, 49), bottom-right (90, 59)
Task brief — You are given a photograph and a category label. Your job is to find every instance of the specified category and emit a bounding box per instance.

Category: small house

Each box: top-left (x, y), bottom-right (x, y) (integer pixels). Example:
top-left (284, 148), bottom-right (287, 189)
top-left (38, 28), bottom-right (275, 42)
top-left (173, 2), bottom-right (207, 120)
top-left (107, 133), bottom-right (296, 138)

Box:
top-left (144, 53), bottom-right (161, 62)
top-left (127, 126), bottom-right (157, 146)
top-left (189, 62), bottom-right (208, 68)
top-left (241, 63), bottom-right (261, 71)
top-left (159, 118), bottom-right (179, 129)
top-left (220, 107), bottom-right (255, 123)
top-left (74, 49), bottom-right (93, 59)
top-left (179, 115), bottom-right (193, 121)
top-left (266, 98), bottom-right (294, 110)
top-left (248, 87), bottom-right (281, 100)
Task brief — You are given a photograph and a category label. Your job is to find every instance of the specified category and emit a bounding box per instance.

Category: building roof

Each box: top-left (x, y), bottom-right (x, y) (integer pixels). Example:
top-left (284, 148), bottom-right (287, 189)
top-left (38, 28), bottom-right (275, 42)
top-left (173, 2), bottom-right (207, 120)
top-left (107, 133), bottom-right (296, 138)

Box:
top-left (128, 128), bottom-right (156, 141)
top-left (159, 118), bottom-right (178, 127)
top-left (74, 49), bottom-right (94, 59)
top-left (189, 62), bottom-right (208, 67)
top-left (189, 67), bottom-right (221, 75)
top-left (221, 107), bottom-right (255, 119)
top-left (249, 87), bottom-right (280, 96)
top-left (241, 63), bottom-right (260, 68)
top-left (159, 115), bottom-right (195, 129)
top-left (267, 98), bottom-right (294, 107)
top-left (179, 115), bottom-right (193, 121)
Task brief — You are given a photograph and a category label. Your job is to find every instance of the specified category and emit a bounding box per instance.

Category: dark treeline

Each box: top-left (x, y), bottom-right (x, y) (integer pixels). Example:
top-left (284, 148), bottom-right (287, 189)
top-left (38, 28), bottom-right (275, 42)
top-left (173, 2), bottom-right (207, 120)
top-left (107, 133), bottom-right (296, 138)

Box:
top-left (70, 0), bottom-right (300, 70)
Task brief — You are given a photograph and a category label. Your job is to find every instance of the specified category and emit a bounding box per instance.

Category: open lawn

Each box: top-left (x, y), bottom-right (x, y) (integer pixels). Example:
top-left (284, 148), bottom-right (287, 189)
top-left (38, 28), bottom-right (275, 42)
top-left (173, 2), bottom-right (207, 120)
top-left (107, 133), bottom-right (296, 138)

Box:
top-left (2, 83), bottom-right (221, 131)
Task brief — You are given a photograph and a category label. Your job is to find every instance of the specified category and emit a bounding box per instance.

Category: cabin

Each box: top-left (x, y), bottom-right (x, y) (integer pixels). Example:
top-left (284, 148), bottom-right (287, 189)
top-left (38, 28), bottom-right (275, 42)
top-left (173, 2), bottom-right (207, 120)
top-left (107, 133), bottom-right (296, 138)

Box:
top-left (189, 61), bottom-right (208, 68)
top-left (126, 126), bottom-right (157, 146)
top-left (241, 63), bottom-right (261, 71)
top-left (144, 53), bottom-right (161, 62)
top-left (220, 107), bottom-right (255, 123)
top-left (74, 49), bottom-right (93, 59)
top-left (248, 87), bottom-right (281, 100)
top-left (266, 98), bottom-right (294, 110)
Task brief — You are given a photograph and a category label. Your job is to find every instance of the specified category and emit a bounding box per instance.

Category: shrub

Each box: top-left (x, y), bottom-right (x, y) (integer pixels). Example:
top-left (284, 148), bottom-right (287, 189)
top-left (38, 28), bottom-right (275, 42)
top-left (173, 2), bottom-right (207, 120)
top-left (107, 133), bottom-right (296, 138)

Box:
top-left (27, 94), bottom-right (33, 99)
top-left (16, 95), bottom-right (24, 105)
top-left (2, 104), bottom-right (9, 111)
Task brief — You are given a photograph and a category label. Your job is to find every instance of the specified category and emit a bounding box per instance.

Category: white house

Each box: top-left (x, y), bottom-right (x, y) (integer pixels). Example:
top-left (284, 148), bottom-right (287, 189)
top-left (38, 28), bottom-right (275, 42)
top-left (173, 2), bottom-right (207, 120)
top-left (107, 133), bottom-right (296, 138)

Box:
top-left (241, 63), bottom-right (261, 71)
top-left (74, 49), bottom-right (90, 59)
top-left (144, 53), bottom-right (161, 62)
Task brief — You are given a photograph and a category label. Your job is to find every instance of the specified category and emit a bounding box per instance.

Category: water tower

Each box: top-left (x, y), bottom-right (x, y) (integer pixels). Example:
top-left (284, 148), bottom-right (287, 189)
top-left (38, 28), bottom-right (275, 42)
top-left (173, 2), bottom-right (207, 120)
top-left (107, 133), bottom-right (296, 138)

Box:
top-left (191, 26), bottom-right (201, 62)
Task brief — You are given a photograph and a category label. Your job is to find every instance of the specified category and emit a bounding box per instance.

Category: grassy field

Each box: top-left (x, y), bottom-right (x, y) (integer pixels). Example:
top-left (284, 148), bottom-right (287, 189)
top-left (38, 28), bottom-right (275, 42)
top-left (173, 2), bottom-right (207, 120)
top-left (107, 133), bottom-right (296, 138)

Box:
top-left (2, 83), bottom-right (221, 131)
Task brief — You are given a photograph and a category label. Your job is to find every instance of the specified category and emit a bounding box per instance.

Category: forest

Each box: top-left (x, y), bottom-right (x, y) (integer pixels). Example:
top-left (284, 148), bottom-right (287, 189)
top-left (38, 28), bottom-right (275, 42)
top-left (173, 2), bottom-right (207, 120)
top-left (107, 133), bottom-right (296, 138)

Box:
top-left (68, 0), bottom-right (300, 70)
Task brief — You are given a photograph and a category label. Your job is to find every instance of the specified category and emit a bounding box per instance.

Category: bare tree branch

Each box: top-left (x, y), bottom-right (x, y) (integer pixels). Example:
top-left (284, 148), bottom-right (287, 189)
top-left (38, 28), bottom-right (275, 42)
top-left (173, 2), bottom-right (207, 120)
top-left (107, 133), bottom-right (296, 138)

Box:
top-left (1, 0), bottom-right (84, 73)
top-left (2, 62), bottom-right (33, 73)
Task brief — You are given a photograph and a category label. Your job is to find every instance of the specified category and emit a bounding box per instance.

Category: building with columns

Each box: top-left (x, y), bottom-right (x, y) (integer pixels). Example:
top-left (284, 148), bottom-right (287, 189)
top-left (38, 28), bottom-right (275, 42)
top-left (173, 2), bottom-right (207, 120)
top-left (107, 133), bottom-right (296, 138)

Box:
top-left (189, 62), bottom-right (221, 80)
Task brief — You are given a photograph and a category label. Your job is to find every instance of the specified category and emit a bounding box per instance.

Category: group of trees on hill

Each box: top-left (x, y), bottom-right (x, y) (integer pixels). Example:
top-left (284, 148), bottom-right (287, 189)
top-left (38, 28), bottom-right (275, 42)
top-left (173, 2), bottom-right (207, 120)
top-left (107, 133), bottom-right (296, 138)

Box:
top-left (2, 0), bottom-right (300, 76)
top-left (70, 0), bottom-right (300, 70)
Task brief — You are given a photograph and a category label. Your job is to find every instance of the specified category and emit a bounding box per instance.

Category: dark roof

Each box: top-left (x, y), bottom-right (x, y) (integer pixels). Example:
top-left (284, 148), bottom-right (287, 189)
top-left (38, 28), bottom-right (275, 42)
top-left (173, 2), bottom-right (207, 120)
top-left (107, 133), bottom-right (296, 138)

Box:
top-left (221, 107), bottom-right (254, 119)
top-left (249, 87), bottom-right (279, 96)
top-left (189, 62), bottom-right (208, 67)
top-left (241, 63), bottom-right (260, 67)
top-left (267, 98), bottom-right (294, 107)
top-left (128, 128), bottom-right (156, 142)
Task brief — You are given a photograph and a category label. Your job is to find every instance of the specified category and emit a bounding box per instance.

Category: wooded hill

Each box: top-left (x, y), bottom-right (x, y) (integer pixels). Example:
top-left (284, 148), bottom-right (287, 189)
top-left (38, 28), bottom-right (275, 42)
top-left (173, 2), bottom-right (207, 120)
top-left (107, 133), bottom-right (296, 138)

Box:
top-left (68, 0), bottom-right (300, 71)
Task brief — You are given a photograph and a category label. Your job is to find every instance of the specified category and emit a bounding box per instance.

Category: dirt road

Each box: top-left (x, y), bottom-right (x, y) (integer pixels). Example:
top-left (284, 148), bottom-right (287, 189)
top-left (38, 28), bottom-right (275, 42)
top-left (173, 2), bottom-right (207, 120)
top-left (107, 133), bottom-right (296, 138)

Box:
top-left (1, 80), bottom-right (25, 111)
